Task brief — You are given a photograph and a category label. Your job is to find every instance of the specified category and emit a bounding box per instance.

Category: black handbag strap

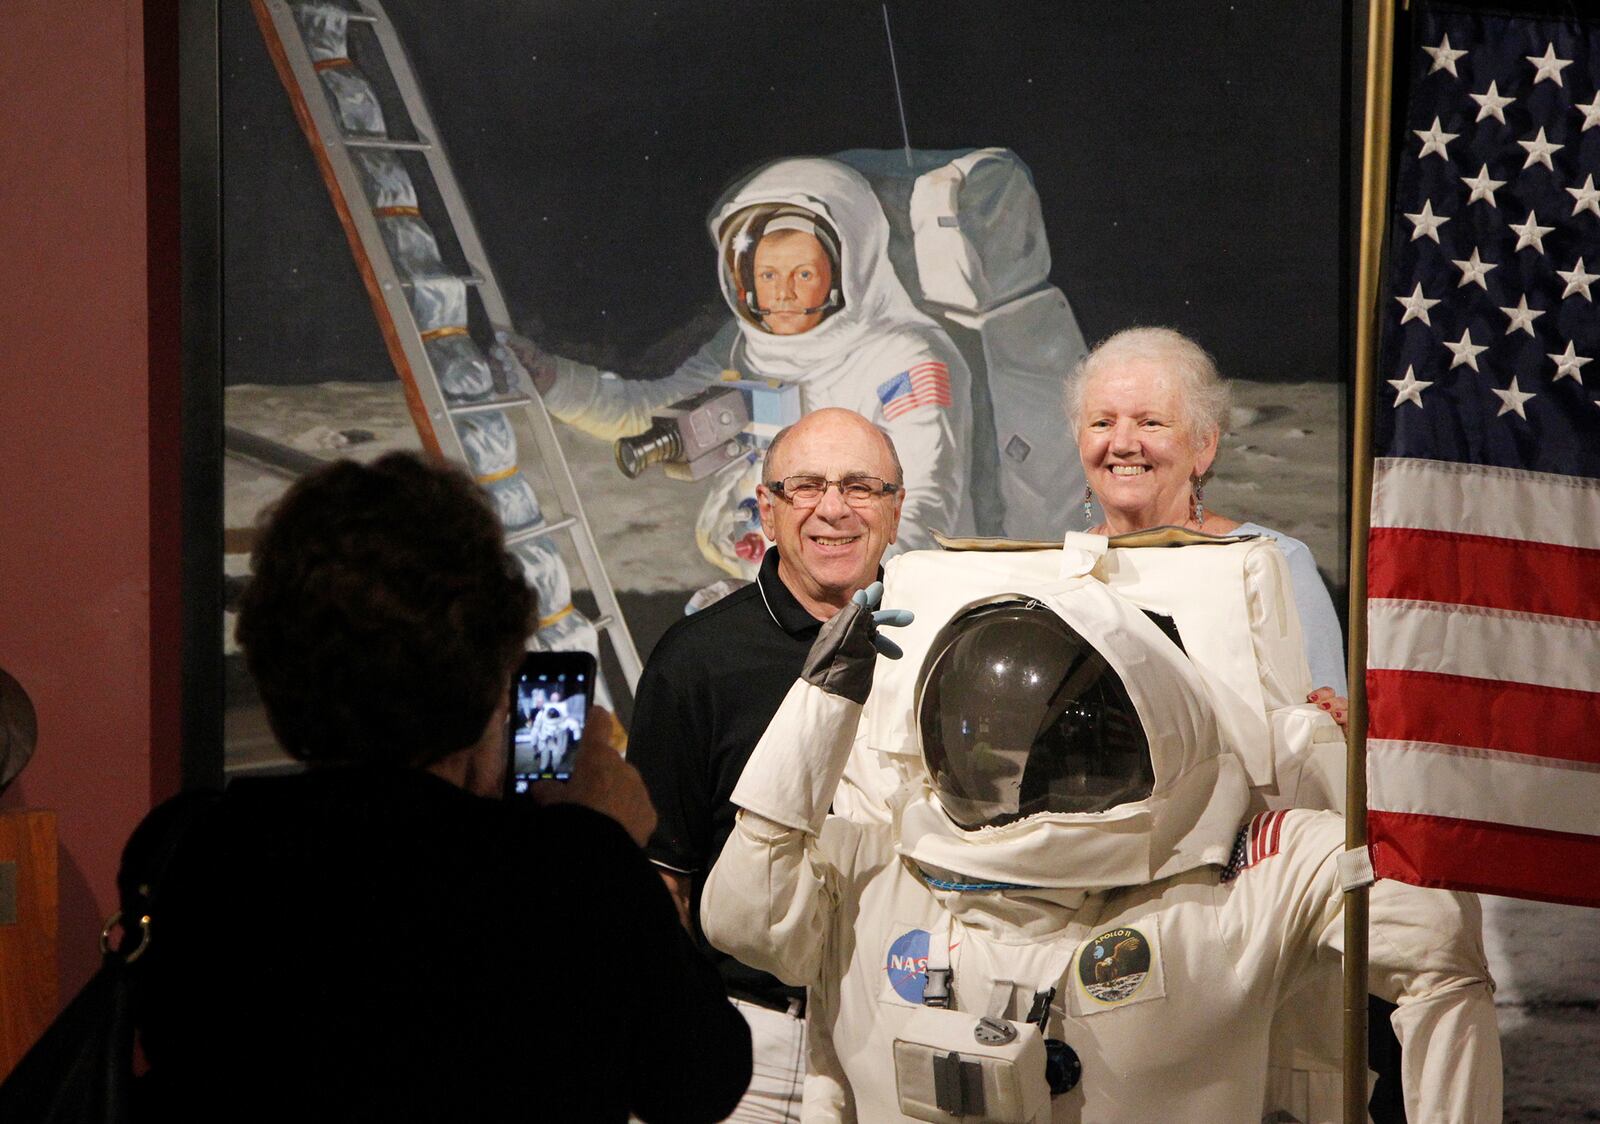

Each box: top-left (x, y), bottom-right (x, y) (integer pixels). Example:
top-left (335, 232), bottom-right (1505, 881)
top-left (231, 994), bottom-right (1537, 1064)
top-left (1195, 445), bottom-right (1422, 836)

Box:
top-left (110, 789), bottom-right (222, 957)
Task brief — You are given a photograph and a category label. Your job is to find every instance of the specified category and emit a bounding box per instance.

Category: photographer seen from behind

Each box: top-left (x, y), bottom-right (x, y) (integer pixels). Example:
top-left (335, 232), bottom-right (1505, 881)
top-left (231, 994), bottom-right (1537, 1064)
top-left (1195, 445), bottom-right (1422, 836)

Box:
top-left (134, 452), bottom-right (751, 1122)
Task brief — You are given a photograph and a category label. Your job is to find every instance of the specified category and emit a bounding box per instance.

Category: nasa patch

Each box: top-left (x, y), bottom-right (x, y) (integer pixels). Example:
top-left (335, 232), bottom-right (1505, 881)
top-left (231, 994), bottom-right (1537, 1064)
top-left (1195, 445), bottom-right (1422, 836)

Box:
top-left (884, 927), bottom-right (932, 1004)
top-left (1071, 919), bottom-right (1166, 1015)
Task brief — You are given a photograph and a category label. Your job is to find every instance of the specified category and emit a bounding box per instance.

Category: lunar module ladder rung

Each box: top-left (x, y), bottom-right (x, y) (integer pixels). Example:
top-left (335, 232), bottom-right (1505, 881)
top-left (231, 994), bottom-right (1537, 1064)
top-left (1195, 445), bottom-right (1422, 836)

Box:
top-left (257, 0), bottom-right (644, 695)
top-left (449, 394), bottom-right (535, 417)
top-left (504, 516), bottom-right (576, 548)
top-left (400, 273), bottom-right (485, 289)
top-left (343, 135), bottom-right (432, 152)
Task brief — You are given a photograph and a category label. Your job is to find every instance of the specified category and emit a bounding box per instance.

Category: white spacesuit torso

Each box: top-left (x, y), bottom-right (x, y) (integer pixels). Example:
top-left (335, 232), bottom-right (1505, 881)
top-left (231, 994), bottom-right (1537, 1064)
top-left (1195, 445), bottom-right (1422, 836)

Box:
top-left (755, 802), bottom-right (1482, 1123)
top-left (702, 543), bottom-right (1500, 1122)
top-left (540, 158), bottom-right (974, 577)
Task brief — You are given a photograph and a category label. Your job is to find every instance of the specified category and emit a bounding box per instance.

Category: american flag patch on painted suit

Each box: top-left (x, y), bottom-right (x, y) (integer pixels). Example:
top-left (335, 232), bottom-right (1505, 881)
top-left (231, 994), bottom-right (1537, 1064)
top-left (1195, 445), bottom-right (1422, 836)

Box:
top-left (876, 361), bottom-right (952, 421)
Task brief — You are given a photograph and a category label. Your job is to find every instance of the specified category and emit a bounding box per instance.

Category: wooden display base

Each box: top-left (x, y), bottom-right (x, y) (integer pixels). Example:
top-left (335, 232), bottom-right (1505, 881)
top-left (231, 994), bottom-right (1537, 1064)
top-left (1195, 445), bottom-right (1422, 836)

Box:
top-left (0, 810), bottom-right (57, 1079)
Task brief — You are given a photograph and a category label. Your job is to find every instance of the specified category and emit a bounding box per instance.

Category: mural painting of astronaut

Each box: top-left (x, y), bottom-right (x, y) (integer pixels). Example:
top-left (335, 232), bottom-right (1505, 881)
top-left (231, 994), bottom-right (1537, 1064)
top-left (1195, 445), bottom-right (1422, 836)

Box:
top-left (505, 150), bottom-right (1090, 581)
top-left (221, 3), bottom-right (1353, 628)
top-left (506, 156), bottom-right (973, 578)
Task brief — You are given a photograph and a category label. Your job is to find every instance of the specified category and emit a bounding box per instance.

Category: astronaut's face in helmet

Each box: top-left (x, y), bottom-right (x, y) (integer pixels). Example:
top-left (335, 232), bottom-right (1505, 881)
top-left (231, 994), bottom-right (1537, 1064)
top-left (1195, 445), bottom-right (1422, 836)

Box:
top-left (752, 230), bottom-right (834, 336)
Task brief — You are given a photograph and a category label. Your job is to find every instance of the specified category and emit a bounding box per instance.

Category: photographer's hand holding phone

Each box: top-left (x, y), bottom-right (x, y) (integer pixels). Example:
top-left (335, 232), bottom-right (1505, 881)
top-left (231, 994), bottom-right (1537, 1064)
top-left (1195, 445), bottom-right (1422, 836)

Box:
top-left (524, 706), bottom-right (658, 849)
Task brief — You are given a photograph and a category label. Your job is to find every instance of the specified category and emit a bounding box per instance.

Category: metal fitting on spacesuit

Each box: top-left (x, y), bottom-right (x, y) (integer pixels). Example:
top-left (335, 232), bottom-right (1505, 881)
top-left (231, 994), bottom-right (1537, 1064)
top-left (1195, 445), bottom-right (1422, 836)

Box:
top-left (718, 202), bottom-right (844, 329)
top-left (915, 598), bottom-right (1156, 830)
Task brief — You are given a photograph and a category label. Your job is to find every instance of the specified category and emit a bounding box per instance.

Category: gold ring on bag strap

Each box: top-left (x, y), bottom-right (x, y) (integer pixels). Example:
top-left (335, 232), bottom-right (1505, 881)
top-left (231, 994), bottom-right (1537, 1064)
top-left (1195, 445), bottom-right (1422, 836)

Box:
top-left (99, 909), bottom-right (153, 963)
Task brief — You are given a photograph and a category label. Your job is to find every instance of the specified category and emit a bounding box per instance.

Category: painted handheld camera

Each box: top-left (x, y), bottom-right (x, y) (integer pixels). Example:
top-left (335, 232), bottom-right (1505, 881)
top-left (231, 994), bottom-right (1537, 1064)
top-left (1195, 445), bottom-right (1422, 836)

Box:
top-left (613, 380), bottom-right (801, 481)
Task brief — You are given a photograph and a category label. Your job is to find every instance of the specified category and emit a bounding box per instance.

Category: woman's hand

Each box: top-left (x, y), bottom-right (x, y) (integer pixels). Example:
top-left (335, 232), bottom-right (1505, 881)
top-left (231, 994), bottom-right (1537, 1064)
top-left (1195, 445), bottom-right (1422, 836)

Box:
top-left (1307, 686), bottom-right (1348, 732)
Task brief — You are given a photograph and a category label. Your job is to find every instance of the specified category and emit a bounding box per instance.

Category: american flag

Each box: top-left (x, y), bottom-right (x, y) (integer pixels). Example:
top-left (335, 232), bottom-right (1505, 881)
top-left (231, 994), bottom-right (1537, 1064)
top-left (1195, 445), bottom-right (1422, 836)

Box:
top-left (1246, 809), bottom-right (1287, 868)
top-left (876, 361), bottom-right (952, 422)
top-left (1368, 6), bottom-right (1600, 907)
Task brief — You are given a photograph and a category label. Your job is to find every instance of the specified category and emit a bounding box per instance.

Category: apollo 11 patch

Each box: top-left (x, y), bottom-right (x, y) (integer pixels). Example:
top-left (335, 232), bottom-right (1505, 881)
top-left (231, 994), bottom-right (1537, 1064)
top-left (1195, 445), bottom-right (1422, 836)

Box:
top-left (1071, 919), bottom-right (1166, 1015)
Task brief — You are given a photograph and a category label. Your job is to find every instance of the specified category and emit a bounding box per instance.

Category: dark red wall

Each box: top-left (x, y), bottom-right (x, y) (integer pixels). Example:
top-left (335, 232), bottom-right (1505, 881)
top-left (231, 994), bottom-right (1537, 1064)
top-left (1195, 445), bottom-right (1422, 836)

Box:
top-left (0, 0), bottom-right (181, 1003)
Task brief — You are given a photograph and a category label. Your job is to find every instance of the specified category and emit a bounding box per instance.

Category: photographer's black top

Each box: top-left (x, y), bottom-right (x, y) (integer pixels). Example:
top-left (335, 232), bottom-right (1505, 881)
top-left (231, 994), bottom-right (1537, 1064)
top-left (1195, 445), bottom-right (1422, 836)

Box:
top-left (135, 768), bottom-right (750, 1122)
top-left (629, 549), bottom-right (822, 1012)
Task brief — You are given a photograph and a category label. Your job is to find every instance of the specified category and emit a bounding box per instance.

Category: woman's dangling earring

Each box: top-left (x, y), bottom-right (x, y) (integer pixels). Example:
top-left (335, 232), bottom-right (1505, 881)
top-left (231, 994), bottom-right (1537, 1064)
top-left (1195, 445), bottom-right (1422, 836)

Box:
top-left (1191, 477), bottom-right (1206, 529)
top-left (1083, 486), bottom-right (1094, 528)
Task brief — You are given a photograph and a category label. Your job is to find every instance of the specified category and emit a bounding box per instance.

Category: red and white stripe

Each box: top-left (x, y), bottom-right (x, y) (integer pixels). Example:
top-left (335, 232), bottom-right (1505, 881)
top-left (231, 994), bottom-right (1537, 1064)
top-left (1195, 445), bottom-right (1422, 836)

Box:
top-left (1247, 809), bottom-right (1287, 868)
top-left (881, 361), bottom-right (952, 421)
top-left (1366, 457), bottom-right (1600, 907)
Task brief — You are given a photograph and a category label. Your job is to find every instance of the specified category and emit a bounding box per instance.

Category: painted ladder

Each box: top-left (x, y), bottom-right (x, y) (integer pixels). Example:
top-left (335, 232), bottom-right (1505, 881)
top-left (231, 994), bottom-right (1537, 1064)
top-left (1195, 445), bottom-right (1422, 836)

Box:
top-left (251, 0), bottom-right (642, 696)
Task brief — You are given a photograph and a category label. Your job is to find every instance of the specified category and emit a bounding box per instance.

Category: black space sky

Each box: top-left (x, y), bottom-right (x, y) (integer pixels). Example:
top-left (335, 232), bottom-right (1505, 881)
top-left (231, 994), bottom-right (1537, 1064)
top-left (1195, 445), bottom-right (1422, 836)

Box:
top-left (221, 1), bottom-right (1348, 386)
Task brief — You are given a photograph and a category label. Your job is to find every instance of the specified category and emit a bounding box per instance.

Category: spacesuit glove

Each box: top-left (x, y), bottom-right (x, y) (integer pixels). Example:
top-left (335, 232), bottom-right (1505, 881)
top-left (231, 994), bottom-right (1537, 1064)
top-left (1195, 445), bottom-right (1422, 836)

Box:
top-left (861, 583), bottom-right (915, 658)
top-left (801, 581), bottom-right (913, 704)
top-left (492, 329), bottom-right (557, 395)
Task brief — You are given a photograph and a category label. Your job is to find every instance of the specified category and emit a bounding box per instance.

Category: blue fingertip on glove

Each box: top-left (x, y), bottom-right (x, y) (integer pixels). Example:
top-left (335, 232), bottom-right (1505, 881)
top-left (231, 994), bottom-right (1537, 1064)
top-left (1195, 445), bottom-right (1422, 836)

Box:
top-left (851, 582), bottom-right (914, 659)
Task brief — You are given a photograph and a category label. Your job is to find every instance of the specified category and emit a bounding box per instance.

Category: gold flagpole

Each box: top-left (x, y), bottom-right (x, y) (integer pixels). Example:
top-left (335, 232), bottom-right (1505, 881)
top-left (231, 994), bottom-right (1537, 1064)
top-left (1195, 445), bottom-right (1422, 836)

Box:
top-left (1347, 0), bottom-right (1398, 1121)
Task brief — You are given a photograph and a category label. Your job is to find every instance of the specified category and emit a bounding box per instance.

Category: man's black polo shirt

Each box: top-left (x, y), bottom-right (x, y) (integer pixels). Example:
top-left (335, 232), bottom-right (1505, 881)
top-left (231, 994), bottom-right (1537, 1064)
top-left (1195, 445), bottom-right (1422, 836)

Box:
top-left (628, 549), bottom-right (821, 1010)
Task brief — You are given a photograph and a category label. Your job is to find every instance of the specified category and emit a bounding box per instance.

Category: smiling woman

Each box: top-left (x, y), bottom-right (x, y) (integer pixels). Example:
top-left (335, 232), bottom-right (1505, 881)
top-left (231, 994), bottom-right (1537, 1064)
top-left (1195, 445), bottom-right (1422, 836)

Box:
top-left (1068, 328), bottom-right (1234, 537)
top-left (1065, 327), bottom-right (1350, 702)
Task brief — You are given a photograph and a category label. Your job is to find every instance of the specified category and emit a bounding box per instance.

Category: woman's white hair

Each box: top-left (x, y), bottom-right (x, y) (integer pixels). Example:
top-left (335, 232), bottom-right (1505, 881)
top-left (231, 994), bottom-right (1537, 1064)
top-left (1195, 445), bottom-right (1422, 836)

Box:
top-left (1064, 327), bottom-right (1232, 458)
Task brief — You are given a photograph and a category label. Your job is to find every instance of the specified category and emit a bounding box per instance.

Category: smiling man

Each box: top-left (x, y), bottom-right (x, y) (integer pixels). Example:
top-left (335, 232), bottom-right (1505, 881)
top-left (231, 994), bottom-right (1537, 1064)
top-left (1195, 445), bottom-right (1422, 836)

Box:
top-left (756, 407), bottom-right (904, 616)
top-left (626, 407), bottom-right (903, 1121)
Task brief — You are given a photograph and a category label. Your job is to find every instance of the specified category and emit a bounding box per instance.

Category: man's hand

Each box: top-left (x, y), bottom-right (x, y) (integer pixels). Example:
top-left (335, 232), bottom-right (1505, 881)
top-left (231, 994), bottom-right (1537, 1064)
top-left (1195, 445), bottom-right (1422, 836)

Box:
top-left (491, 329), bottom-right (558, 395)
top-left (526, 706), bottom-right (658, 848)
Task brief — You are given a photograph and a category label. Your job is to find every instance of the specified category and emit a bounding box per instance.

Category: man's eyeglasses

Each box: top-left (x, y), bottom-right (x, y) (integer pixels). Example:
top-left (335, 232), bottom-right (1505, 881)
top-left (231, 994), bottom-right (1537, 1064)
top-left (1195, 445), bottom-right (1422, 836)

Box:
top-left (765, 475), bottom-right (901, 508)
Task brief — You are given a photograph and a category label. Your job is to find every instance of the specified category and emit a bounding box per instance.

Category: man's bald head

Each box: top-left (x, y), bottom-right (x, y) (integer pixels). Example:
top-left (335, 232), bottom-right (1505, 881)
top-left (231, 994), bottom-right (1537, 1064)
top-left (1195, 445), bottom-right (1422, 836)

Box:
top-left (763, 408), bottom-right (903, 489)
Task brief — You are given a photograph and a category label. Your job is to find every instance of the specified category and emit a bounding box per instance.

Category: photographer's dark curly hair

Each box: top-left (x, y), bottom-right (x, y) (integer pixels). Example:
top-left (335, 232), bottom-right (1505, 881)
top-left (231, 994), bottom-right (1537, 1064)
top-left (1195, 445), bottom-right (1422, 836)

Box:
top-left (236, 452), bottom-right (535, 768)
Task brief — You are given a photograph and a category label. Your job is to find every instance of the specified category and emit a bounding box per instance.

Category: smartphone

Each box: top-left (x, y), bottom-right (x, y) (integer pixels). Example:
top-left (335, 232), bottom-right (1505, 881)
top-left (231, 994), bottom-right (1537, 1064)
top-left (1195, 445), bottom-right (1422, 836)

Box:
top-left (506, 650), bottom-right (596, 793)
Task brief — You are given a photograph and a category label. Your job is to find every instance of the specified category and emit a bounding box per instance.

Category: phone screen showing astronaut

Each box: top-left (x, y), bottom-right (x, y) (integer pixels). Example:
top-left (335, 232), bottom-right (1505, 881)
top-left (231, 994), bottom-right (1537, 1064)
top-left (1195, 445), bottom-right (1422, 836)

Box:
top-left (506, 651), bottom-right (595, 792)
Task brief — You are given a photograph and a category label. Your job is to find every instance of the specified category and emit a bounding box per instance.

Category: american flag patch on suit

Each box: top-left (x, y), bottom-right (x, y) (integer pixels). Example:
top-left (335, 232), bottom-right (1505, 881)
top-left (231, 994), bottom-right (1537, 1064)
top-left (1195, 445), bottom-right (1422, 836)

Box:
top-left (876, 361), bottom-right (952, 421)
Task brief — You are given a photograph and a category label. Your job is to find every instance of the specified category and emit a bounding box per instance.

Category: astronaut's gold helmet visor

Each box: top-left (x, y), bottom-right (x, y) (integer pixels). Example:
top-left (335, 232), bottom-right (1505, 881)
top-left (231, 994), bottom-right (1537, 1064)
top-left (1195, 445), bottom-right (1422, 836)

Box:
top-left (916, 599), bottom-right (1155, 830)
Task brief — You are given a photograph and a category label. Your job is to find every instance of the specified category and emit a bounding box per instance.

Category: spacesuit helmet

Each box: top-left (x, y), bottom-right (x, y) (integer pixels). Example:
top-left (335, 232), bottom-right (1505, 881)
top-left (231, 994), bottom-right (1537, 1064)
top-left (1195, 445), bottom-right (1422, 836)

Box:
top-left (916, 598), bottom-right (1156, 830)
top-left (718, 202), bottom-right (844, 331)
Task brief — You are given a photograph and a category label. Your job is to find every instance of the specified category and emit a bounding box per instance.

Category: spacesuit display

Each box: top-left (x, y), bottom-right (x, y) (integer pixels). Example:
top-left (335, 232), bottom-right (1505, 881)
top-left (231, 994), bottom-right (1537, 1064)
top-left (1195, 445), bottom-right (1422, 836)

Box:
top-left (701, 542), bottom-right (1501, 1122)
top-left (534, 157), bottom-right (975, 577)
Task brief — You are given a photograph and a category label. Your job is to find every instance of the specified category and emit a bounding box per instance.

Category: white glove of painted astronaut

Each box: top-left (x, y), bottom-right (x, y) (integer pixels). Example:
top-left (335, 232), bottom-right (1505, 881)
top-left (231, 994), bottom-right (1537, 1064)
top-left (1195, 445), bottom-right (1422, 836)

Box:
top-left (490, 329), bottom-right (557, 395)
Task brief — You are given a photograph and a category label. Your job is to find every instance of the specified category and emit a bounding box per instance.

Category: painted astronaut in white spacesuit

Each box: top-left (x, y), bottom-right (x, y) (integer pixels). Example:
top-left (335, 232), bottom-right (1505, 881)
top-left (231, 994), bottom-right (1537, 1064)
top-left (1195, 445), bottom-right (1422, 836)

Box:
top-left (501, 157), bottom-right (974, 578)
top-left (701, 543), bottom-right (1501, 1122)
